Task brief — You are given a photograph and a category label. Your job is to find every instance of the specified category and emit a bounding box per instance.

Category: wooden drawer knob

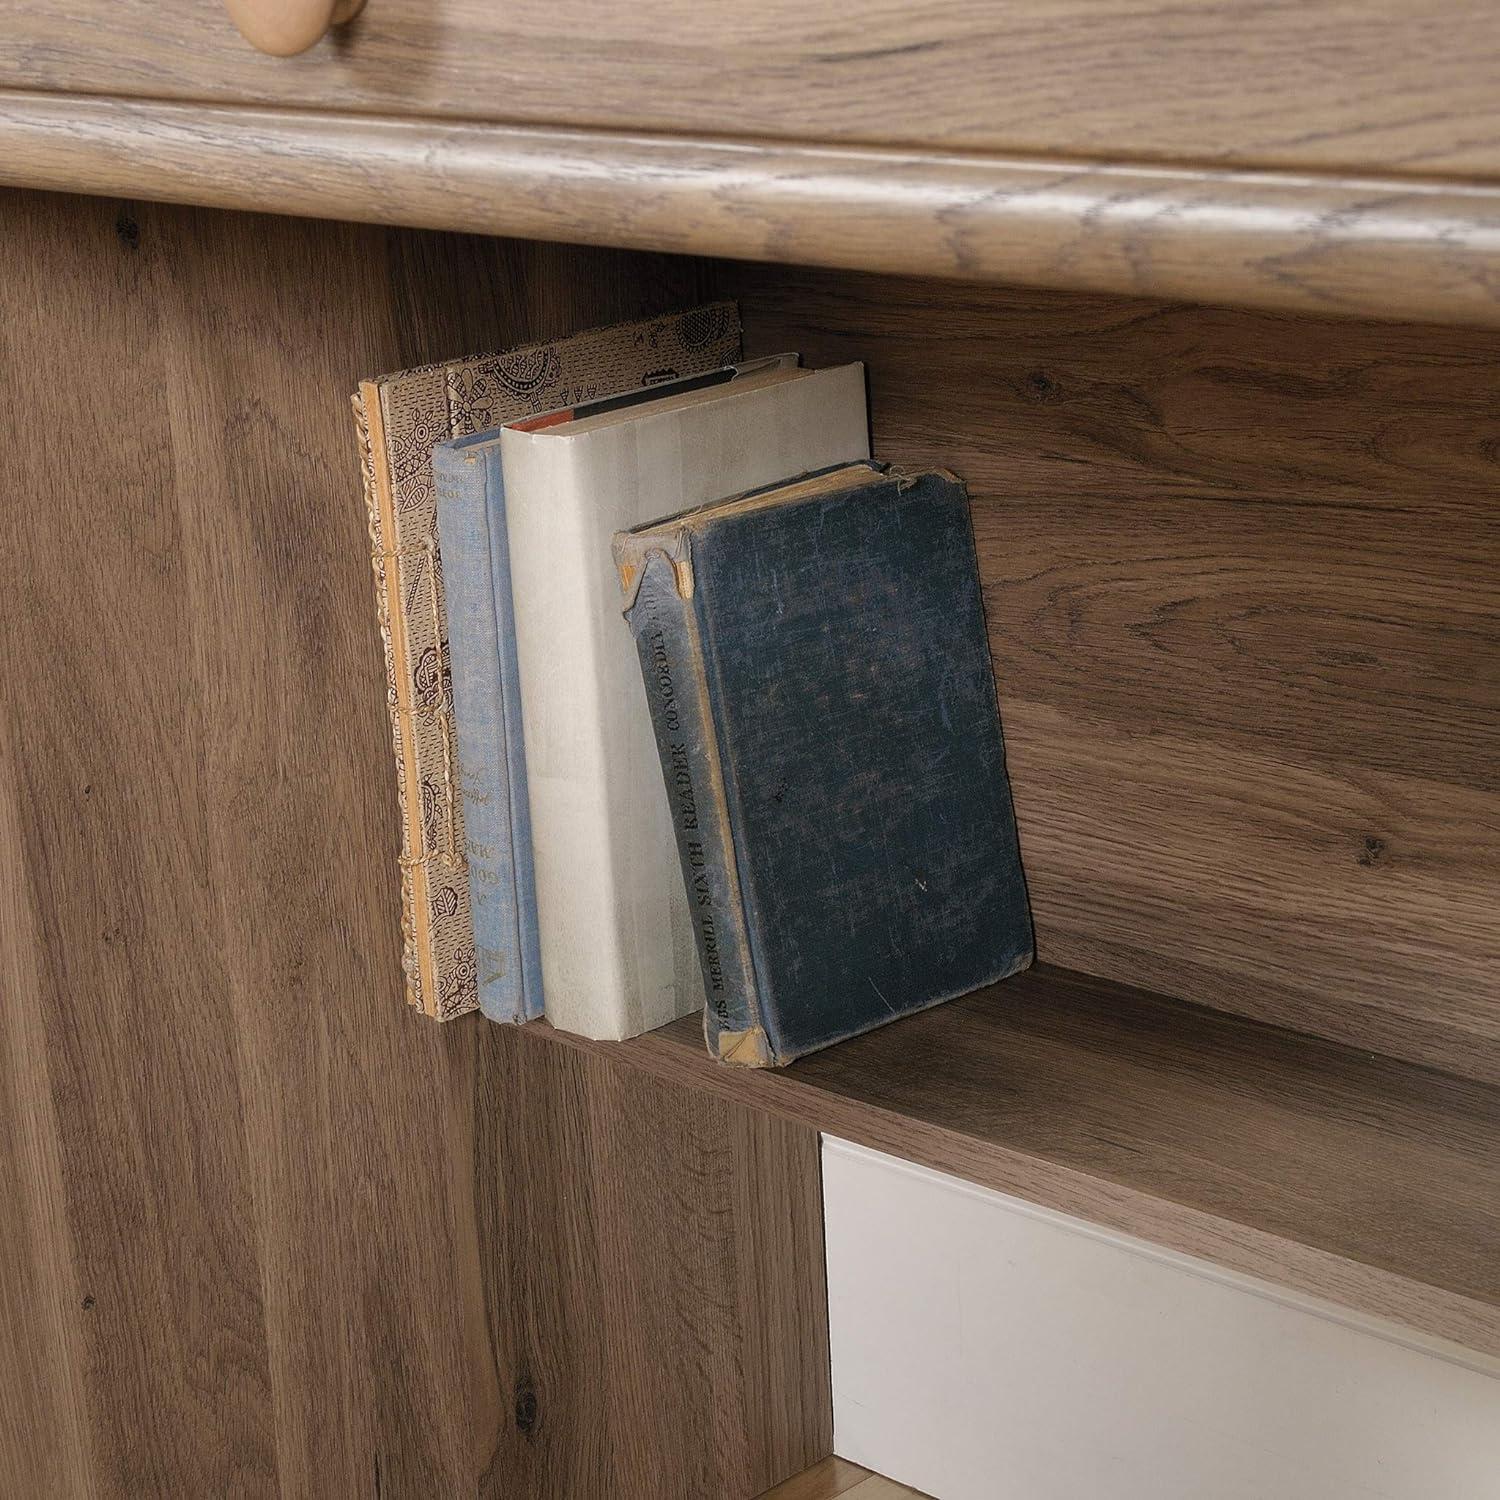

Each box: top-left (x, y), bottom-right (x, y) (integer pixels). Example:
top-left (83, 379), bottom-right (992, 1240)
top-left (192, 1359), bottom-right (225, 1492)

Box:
top-left (224, 0), bottom-right (366, 55)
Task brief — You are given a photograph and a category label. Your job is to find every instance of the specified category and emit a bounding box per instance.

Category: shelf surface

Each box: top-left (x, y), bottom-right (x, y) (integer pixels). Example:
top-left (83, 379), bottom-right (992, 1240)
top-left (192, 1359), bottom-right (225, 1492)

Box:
top-left (537, 963), bottom-right (1500, 1362)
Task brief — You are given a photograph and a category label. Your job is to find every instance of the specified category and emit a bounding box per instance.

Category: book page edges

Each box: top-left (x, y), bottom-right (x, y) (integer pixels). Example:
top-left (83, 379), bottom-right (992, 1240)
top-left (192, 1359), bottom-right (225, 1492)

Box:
top-left (358, 379), bottom-right (438, 1017)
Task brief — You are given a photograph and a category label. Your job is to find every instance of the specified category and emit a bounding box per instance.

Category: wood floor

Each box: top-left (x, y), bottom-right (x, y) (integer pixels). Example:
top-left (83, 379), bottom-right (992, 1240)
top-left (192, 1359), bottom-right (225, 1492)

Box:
top-left (763, 1457), bottom-right (930, 1500)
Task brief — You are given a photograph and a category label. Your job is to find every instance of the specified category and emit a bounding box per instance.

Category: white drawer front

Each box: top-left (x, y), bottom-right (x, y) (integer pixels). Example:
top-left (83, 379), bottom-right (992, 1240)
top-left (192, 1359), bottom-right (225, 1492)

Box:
top-left (824, 1136), bottom-right (1500, 1500)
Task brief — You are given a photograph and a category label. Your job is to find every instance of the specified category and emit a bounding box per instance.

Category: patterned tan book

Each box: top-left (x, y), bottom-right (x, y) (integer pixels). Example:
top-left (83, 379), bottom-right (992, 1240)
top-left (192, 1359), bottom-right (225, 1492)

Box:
top-left (352, 304), bottom-right (742, 1018)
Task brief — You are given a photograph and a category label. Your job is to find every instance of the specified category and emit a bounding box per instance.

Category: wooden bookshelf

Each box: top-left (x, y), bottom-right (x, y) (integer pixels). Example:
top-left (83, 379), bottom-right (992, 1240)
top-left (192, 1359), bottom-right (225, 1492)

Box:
top-left (539, 962), bottom-right (1500, 1363)
top-left (4, 3), bottom-right (1500, 1487)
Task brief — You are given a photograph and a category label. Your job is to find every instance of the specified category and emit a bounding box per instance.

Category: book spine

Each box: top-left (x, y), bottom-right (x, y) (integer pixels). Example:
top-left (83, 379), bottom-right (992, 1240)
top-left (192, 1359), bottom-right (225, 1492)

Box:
top-left (480, 448), bottom-right (546, 1022)
top-left (624, 549), bottom-right (768, 1066)
top-left (431, 444), bottom-right (530, 1024)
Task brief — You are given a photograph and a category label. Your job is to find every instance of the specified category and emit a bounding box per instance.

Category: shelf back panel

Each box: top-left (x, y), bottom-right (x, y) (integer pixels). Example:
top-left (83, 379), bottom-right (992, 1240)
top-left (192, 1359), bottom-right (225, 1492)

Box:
top-left (724, 263), bottom-right (1500, 1084)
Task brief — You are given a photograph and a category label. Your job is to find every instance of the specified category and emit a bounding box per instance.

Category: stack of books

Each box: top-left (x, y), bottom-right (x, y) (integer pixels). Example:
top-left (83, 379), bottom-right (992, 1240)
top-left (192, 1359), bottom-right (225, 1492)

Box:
top-left (352, 305), bottom-right (1033, 1065)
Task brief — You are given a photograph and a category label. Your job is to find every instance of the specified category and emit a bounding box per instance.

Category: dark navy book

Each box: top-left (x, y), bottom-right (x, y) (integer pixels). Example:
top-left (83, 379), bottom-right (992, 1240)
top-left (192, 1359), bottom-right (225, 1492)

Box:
top-left (613, 462), bottom-right (1033, 1067)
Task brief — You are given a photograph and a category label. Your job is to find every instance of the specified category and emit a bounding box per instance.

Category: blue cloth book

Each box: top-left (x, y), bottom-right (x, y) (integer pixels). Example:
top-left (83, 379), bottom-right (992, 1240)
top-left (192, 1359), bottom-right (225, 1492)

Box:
top-left (431, 434), bottom-right (545, 1024)
top-left (613, 463), bottom-right (1034, 1066)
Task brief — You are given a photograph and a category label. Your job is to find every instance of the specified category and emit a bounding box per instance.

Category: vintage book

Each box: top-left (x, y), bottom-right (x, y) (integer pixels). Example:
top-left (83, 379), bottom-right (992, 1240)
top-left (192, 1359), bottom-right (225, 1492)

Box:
top-left (501, 360), bottom-right (870, 1041)
top-left (429, 435), bottom-right (543, 1024)
top-left (350, 304), bottom-right (741, 1019)
top-left (613, 464), bottom-right (1034, 1066)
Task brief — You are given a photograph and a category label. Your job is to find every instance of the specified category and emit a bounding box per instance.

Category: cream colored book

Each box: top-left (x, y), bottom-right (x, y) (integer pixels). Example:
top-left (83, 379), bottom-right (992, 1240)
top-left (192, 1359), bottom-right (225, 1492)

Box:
top-left (501, 360), bottom-right (870, 1041)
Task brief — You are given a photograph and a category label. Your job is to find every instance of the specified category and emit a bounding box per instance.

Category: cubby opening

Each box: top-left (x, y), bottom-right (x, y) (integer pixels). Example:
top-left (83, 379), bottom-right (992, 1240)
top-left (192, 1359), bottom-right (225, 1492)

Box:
top-left (539, 256), bottom-right (1500, 1358)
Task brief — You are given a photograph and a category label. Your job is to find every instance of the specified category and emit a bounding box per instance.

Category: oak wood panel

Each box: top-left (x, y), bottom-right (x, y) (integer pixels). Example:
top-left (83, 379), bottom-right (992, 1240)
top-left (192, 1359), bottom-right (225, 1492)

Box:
top-left (547, 964), bottom-right (1500, 1364)
top-left (724, 264), bottom-right (1500, 1084)
top-left (9, 95), bottom-right (1500, 331)
top-left (0, 189), bottom-right (826, 1499)
top-left (0, 714), bottom-right (96, 1499)
top-left (3, 0), bottom-right (1500, 178)
top-left (477, 1032), bottom-right (830, 1500)
top-left (1007, 707), bottom-right (1500, 1065)
top-left (1, 194), bottom-right (285, 1497)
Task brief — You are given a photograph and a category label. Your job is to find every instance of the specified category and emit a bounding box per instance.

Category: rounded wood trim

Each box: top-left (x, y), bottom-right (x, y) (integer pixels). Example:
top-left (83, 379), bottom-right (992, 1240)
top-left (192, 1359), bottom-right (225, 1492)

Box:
top-left (5, 90), bottom-right (1500, 327)
top-left (6, 1), bottom-right (1500, 180)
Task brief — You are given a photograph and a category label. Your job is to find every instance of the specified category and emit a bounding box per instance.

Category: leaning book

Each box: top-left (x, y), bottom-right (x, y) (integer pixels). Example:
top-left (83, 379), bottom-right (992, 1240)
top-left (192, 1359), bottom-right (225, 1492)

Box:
top-left (351, 304), bottom-right (741, 1019)
top-left (613, 463), bottom-right (1034, 1065)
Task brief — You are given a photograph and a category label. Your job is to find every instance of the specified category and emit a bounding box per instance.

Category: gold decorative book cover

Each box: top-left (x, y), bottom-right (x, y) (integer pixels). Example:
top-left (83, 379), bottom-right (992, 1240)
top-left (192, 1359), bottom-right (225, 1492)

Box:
top-left (351, 304), bottom-right (742, 1018)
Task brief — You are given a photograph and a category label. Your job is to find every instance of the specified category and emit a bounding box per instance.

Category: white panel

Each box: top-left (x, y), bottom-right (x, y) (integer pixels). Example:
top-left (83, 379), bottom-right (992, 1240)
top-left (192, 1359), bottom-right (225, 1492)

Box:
top-left (823, 1136), bottom-right (1500, 1500)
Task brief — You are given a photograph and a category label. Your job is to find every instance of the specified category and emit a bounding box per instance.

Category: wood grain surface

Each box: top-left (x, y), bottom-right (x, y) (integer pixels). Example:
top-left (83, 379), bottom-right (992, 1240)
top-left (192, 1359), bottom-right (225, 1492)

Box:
top-left (723, 264), bottom-right (1500, 1085)
top-left (761, 1457), bottom-right (881, 1500)
top-left (2, 0), bottom-right (1499, 179)
top-left (0, 190), bottom-right (827, 1499)
top-left (8, 93), bottom-right (1500, 329)
top-left (762, 1457), bottom-right (930, 1500)
top-left (478, 1035), bottom-right (830, 1500)
top-left (549, 963), bottom-right (1500, 1364)
top-left (4, 174), bottom-right (1496, 1488)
